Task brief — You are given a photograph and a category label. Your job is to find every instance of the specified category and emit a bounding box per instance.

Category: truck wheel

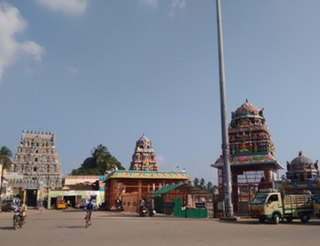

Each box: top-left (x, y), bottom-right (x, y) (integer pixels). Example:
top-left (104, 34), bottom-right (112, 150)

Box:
top-left (272, 214), bottom-right (280, 224)
top-left (301, 214), bottom-right (310, 223)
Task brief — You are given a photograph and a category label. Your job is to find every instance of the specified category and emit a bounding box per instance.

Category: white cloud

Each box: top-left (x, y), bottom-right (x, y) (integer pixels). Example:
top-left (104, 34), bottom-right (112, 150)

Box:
top-left (140, 0), bottom-right (187, 17)
top-left (36, 0), bottom-right (88, 16)
top-left (169, 0), bottom-right (186, 17)
top-left (0, 3), bottom-right (43, 80)
top-left (19, 41), bottom-right (43, 61)
top-left (140, 0), bottom-right (158, 8)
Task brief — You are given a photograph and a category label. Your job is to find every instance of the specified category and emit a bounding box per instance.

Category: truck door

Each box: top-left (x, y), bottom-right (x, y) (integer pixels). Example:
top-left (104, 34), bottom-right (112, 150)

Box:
top-left (266, 194), bottom-right (281, 216)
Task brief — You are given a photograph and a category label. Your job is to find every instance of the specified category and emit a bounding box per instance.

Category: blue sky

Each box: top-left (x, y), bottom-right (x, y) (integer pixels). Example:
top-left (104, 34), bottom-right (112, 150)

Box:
top-left (1, 0), bottom-right (320, 184)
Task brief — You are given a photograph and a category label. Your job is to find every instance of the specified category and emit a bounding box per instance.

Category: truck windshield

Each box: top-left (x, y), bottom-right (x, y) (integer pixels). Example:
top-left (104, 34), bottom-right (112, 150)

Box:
top-left (251, 193), bottom-right (267, 204)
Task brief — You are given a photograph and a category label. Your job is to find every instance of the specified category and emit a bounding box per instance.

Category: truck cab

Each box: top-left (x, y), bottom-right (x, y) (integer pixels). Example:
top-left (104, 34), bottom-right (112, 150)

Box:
top-left (250, 192), bottom-right (283, 224)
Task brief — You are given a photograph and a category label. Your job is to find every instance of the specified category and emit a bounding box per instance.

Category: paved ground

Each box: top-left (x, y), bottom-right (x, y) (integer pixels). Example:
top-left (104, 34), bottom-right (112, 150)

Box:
top-left (0, 209), bottom-right (319, 246)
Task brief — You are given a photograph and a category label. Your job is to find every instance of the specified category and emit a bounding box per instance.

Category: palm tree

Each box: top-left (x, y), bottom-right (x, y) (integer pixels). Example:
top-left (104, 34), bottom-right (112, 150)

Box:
top-left (71, 144), bottom-right (125, 175)
top-left (0, 146), bottom-right (12, 203)
top-left (92, 144), bottom-right (109, 165)
top-left (92, 144), bottom-right (124, 171)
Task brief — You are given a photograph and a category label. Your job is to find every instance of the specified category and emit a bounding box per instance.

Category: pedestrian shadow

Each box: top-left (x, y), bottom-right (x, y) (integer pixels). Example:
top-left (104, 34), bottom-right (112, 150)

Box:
top-left (61, 209), bottom-right (84, 213)
top-left (0, 226), bottom-right (15, 230)
top-left (57, 225), bottom-right (85, 229)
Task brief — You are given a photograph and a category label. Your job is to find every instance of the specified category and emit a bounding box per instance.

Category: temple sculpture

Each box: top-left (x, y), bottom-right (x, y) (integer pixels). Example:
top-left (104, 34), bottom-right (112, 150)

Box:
top-left (214, 100), bottom-right (282, 214)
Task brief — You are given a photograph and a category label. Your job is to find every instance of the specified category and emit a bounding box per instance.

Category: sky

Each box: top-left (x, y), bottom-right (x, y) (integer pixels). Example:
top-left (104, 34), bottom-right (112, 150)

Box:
top-left (1, 0), bottom-right (320, 184)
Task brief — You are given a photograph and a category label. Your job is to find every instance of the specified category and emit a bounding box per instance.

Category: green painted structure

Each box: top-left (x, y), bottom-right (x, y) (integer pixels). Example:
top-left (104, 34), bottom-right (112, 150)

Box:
top-left (153, 183), bottom-right (209, 218)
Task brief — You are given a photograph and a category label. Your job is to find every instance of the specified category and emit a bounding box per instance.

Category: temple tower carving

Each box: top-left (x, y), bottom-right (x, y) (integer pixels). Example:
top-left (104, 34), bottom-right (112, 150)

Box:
top-left (11, 131), bottom-right (63, 191)
top-left (214, 100), bottom-right (282, 214)
top-left (129, 134), bottom-right (159, 171)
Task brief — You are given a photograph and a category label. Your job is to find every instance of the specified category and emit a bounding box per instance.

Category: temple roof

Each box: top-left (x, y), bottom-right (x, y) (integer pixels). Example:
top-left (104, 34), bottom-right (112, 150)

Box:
top-left (288, 151), bottom-right (317, 170)
top-left (136, 134), bottom-right (152, 148)
top-left (232, 100), bottom-right (263, 120)
top-left (105, 170), bottom-right (189, 180)
top-left (138, 134), bottom-right (151, 143)
top-left (152, 183), bottom-right (209, 197)
top-left (213, 153), bottom-right (283, 169)
top-left (291, 151), bottom-right (314, 167)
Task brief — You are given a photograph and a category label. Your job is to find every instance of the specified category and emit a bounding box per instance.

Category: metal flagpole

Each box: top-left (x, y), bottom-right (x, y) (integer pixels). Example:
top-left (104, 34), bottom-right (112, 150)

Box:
top-left (216, 0), bottom-right (234, 218)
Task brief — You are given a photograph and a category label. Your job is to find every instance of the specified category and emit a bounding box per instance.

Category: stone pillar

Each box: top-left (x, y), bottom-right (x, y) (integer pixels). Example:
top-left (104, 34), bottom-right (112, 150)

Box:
top-left (138, 180), bottom-right (142, 200)
top-left (23, 190), bottom-right (27, 204)
top-left (232, 173), bottom-right (238, 213)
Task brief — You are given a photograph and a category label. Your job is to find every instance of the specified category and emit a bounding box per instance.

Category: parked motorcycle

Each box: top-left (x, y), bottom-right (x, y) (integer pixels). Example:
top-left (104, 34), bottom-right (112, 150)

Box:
top-left (149, 207), bottom-right (155, 217)
top-left (139, 205), bottom-right (148, 217)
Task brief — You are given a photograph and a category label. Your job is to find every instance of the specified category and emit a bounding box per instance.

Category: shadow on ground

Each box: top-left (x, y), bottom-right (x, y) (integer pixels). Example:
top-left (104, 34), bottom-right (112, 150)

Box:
top-left (57, 225), bottom-right (85, 229)
top-left (219, 219), bottom-right (320, 226)
top-left (0, 226), bottom-right (15, 230)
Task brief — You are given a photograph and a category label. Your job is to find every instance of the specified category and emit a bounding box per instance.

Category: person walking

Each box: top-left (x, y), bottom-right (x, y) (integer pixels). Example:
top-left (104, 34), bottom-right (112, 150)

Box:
top-left (37, 200), bottom-right (43, 214)
top-left (85, 199), bottom-right (94, 227)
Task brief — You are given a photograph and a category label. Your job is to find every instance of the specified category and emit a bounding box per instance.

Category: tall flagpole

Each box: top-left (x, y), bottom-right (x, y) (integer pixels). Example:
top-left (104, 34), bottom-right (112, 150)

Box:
top-left (216, 0), bottom-right (234, 218)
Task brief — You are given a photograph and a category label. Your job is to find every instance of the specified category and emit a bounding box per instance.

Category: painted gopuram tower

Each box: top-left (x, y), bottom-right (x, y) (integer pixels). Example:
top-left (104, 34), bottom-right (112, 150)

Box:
top-left (214, 100), bottom-right (282, 215)
top-left (10, 131), bottom-right (63, 206)
top-left (129, 134), bottom-right (159, 171)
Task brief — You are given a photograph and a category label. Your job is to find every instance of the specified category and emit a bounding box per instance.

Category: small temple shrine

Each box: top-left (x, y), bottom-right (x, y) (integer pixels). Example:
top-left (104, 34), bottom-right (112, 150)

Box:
top-left (105, 134), bottom-right (189, 211)
top-left (213, 100), bottom-right (282, 214)
top-left (282, 151), bottom-right (320, 194)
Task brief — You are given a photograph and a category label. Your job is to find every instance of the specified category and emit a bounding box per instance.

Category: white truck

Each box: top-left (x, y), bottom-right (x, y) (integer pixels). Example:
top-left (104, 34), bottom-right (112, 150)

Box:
top-left (250, 191), bottom-right (313, 224)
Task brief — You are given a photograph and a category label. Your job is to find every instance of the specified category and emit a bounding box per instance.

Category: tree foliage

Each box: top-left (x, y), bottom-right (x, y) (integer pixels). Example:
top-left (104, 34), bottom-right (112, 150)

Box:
top-left (0, 146), bottom-right (12, 196)
top-left (193, 177), bottom-right (199, 187)
top-left (71, 144), bottom-right (125, 175)
top-left (0, 146), bottom-right (12, 171)
top-left (193, 177), bottom-right (217, 194)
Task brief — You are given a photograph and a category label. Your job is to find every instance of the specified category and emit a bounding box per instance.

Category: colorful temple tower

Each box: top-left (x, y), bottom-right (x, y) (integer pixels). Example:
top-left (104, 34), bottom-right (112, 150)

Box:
top-left (10, 131), bottom-right (63, 206)
top-left (214, 100), bottom-right (282, 214)
top-left (129, 134), bottom-right (159, 171)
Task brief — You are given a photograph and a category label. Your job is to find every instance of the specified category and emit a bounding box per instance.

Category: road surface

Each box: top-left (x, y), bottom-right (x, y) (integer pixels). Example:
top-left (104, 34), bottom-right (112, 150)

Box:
top-left (0, 209), bottom-right (319, 246)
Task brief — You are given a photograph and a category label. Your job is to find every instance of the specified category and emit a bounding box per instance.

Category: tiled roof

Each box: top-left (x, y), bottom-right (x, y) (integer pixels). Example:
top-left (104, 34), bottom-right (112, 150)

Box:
top-left (214, 153), bottom-right (283, 169)
top-left (106, 170), bottom-right (189, 180)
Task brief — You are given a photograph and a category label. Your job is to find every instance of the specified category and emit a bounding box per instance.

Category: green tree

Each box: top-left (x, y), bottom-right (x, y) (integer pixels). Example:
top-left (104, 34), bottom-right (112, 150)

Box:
top-left (207, 181), bottom-right (213, 193)
top-left (193, 178), bottom-right (199, 187)
top-left (0, 146), bottom-right (12, 201)
top-left (200, 178), bottom-right (206, 189)
top-left (193, 177), bottom-right (217, 193)
top-left (92, 144), bottom-right (124, 172)
top-left (71, 144), bottom-right (124, 175)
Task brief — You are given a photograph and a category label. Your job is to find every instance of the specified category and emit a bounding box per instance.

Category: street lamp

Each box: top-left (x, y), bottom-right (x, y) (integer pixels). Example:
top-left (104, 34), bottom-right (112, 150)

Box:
top-left (216, 0), bottom-right (234, 218)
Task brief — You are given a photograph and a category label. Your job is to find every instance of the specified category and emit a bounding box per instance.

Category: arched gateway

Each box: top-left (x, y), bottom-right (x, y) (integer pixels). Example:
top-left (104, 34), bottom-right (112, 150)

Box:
top-left (213, 100), bottom-right (282, 215)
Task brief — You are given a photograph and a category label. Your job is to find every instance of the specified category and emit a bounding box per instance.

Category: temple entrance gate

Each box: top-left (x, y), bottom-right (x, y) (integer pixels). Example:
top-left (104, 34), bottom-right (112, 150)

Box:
top-left (26, 189), bottom-right (38, 207)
